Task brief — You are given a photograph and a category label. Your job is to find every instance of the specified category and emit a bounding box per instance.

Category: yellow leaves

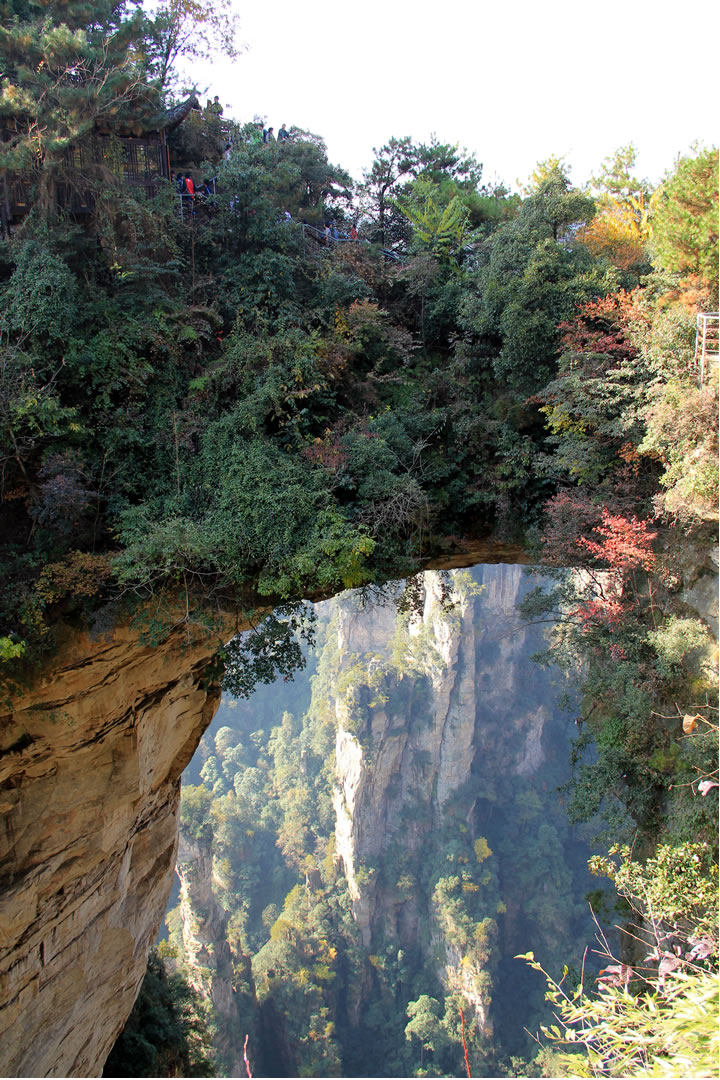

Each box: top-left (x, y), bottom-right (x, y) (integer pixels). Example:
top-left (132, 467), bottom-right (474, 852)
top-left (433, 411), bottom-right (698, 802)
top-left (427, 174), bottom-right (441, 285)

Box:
top-left (269, 916), bottom-right (292, 942)
top-left (540, 403), bottom-right (588, 438)
top-left (333, 307), bottom-right (349, 339)
top-left (577, 196), bottom-right (650, 271)
top-left (474, 836), bottom-right (493, 863)
top-left (462, 882), bottom-right (480, 892)
top-left (0, 636), bottom-right (26, 662)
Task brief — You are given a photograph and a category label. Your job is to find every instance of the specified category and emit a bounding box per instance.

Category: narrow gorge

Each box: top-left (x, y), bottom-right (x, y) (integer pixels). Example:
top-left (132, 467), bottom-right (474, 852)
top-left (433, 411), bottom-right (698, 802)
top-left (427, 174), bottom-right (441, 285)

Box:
top-left (165, 565), bottom-right (603, 1076)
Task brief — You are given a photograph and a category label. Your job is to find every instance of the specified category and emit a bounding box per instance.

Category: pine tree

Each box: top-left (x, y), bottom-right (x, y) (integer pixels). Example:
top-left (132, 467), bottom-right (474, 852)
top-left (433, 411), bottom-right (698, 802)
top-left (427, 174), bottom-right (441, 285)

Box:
top-left (650, 146), bottom-right (719, 294)
top-left (0, 0), bottom-right (159, 213)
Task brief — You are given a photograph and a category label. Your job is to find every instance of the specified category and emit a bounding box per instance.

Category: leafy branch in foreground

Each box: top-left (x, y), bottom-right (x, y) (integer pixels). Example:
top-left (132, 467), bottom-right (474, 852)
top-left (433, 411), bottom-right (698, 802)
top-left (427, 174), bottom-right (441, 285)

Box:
top-left (520, 951), bottom-right (718, 1079)
top-left (517, 841), bottom-right (718, 1077)
top-left (220, 603), bottom-right (317, 698)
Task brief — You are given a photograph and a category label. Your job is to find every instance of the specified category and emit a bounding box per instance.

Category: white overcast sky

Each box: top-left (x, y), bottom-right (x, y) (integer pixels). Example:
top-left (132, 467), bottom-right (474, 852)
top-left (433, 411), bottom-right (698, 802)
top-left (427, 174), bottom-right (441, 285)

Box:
top-left (193, 0), bottom-right (718, 192)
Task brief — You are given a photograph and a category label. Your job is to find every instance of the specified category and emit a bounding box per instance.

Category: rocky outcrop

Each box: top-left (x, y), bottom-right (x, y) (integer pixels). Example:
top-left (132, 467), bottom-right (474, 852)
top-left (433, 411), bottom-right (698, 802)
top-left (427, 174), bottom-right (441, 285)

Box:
top-left (331, 567), bottom-right (554, 1024)
top-left (332, 576), bottom-right (478, 940)
top-left (175, 831), bottom-right (248, 1075)
top-left (679, 542), bottom-right (719, 638)
top-left (0, 617), bottom-right (235, 1078)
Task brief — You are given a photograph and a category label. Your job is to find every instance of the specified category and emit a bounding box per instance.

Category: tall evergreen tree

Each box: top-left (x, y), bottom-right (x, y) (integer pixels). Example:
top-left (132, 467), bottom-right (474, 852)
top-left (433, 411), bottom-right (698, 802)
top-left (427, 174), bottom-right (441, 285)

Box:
top-left (650, 146), bottom-right (719, 295)
top-left (0, 0), bottom-right (159, 213)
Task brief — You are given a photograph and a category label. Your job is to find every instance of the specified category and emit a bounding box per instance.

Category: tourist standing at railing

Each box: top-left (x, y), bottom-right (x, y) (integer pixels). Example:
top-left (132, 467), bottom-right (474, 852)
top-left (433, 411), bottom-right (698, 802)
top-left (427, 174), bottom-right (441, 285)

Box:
top-left (278, 124), bottom-right (290, 142)
top-left (350, 224), bottom-right (358, 241)
top-left (184, 174), bottom-right (195, 215)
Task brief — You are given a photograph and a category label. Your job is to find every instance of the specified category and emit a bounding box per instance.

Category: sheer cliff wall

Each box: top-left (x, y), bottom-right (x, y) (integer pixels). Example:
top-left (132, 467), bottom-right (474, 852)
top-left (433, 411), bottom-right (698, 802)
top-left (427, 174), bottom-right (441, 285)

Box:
top-left (175, 832), bottom-right (250, 1076)
top-left (331, 566), bottom-right (555, 1035)
top-left (0, 619), bottom-right (234, 1078)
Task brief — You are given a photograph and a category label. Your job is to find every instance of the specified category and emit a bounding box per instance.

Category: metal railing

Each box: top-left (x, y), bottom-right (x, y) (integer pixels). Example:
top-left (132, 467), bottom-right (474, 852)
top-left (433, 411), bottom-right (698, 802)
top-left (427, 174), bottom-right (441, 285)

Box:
top-left (300, 222), bottom-right (405, 261)
top-left (176, 177), bottom-right (217, 222)
top-left (694, 312), bottom-right (719, 385)
top-left (173, 191), bottom-right (405, 263)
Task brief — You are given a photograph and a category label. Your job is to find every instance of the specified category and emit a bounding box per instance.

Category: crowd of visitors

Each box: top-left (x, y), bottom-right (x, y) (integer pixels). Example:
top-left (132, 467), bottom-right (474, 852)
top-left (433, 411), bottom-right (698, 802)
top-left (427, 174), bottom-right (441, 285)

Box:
top-left (247, 122), bottom-right (292, 144)
top-left (173, 173), bottom-right (215, 215)
top-left (173, 106), bottom-right (367, 244)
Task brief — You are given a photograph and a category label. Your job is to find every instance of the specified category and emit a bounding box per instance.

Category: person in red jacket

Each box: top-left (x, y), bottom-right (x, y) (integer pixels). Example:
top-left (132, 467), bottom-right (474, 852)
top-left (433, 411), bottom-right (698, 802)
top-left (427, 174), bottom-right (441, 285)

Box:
top-left (184, 174), bottom-right (195, 216)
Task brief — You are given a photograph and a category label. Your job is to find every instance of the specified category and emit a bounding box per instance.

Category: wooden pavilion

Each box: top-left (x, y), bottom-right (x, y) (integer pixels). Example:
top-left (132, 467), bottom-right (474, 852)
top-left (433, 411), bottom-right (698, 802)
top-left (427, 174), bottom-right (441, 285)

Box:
top-left (0, 96), bottom-right (199, 233)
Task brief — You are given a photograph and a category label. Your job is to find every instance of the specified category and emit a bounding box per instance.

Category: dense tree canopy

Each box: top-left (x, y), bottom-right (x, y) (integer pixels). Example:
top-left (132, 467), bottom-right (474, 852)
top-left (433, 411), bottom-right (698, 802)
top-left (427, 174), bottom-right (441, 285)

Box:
top-left (2, 3), bottom-right (716, 1078)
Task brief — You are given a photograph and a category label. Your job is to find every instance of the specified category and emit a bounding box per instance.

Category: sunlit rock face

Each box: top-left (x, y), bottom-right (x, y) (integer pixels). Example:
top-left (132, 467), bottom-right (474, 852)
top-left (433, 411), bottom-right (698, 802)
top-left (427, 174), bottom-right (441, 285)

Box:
top-left (175, 832), bottom-right (248, 1076)
top-left (331, 566), bottom-right (554, 1033)
top-left (0, 622), bottom-right (227, 1078)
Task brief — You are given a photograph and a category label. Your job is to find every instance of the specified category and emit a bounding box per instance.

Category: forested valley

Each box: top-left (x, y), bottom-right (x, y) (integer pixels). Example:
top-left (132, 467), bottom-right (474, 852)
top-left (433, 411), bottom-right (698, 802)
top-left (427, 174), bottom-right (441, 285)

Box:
top-left (0, 1), bottom-right (718, 1077)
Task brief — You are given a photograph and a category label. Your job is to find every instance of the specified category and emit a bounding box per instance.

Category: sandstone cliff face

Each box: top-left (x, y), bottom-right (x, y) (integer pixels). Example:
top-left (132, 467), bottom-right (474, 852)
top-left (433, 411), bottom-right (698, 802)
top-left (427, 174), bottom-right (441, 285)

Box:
top-left (0, 620), bottom-right (232, 1078)
top-left (331, 566), bottom-right (554, 1032)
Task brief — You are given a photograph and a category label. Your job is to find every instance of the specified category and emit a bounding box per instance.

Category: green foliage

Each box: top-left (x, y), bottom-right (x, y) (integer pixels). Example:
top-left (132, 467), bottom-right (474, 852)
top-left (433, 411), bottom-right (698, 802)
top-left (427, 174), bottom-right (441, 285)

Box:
top-left (522, 952), bottom-right (719, 1079)
top-left (0, 232), bottom-right (78, 342)
top-left (114, 436), bottom-right (377, 601)
top-left (103, 949), bottom-right (215, 1077)
top-left (589, 842), bottom-right (718, 941)
top-left (0, 635), bottom-right (24, 660)
top-left (179, 784), bottom-right (214, 842)
top-left (405, 995), bottom-right (449, 1053)
top-left (221, 605), bottom-right (316, 698)
top-left (0, 13), bottom-right (717, 1074)
top-left (396, 192), bottom-right (472, 266)
top-left (646, 617), bottom-right (714, 681)
top-left (0, 0), bottom-right (160, 213)
top-left (461, 167), bottom-right (611, 394)
top-left (639, 377), bottom-right (719, 524)
top-left (650, 146), bottom-right (719, 293)
top-left (520, 837), bottom-right (719, 1080)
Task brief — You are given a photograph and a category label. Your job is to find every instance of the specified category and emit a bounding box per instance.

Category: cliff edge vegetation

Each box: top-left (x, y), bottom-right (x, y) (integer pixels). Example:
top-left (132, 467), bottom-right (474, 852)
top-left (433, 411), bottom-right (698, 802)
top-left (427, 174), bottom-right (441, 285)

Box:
top-left (0, 1), bottom-right (718, 1076)
top-left (2, 2), bottom-right (716, 692)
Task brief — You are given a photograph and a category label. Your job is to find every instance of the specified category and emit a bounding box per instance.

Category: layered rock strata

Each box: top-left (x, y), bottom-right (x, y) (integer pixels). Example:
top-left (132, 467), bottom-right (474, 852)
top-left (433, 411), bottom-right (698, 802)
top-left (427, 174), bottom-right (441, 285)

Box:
top-left (0, 619), bottom-right (233, 1077)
